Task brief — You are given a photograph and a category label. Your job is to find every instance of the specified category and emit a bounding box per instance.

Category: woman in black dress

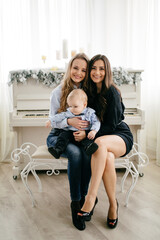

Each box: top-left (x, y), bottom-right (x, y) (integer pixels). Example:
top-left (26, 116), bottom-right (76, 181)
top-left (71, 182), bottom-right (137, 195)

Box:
top-left (77, 54), bottom-right (133, 230)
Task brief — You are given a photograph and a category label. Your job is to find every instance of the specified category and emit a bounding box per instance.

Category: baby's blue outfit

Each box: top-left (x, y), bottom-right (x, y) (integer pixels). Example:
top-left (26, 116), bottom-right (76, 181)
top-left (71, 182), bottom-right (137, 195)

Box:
top-left (50, 107), bottom-right (100, 132)
top-left (49, 84), bottom-right (100, 132)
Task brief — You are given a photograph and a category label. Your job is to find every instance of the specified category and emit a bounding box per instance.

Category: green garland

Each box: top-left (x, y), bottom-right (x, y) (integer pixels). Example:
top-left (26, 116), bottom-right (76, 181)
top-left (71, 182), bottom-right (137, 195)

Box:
top-left (8, 67), bottom-right (142, 87)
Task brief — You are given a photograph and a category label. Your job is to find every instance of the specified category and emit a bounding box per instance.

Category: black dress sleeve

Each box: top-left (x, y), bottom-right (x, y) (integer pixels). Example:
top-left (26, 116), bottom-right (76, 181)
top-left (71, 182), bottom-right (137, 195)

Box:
top-left (97, 86), bottom-right (125, 136)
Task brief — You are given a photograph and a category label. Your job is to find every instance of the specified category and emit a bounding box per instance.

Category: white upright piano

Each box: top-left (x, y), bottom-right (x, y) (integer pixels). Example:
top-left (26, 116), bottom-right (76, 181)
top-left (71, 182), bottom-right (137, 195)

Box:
top-left (9, 68), bottom-right (145, 177)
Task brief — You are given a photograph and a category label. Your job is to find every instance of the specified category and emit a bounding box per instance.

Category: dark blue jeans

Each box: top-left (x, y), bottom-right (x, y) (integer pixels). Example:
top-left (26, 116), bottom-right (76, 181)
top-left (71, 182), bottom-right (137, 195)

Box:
top-left (47, 129), bottom-right (91, 201)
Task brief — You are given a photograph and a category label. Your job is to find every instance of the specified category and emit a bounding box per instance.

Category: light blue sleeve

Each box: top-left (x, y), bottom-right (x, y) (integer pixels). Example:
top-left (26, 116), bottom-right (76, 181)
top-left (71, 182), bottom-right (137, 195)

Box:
top-left (90, 113), bottom-right (101, 132)
top-left (50, 111), bottom-right (72, 128)
top-left (49, 84), bottom-right (68, 128)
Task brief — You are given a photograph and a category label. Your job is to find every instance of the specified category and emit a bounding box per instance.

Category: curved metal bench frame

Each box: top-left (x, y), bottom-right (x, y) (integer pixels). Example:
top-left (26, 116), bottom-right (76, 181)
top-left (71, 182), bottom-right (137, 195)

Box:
top-left (11, 142), bottom-right (149, 207)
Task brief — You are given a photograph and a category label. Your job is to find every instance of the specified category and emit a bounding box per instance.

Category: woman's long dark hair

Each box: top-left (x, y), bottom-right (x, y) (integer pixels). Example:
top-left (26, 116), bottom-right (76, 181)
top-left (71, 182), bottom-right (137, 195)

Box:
top-left (86, 54), bottom-right (121, 121)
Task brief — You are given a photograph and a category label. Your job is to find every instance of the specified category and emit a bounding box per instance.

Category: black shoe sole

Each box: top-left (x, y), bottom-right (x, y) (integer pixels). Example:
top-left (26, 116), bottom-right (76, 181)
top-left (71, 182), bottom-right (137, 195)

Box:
top-left (85, 143), bottom-right (98, 155)
top-left (48, 147), bottom-right (61, 159)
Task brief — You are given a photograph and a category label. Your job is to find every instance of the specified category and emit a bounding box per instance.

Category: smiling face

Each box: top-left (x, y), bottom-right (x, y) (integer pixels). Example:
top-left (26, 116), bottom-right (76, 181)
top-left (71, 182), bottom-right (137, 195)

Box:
top-left (70, 59), bottom-right (87, 87)
top-left (90, 59), bottom-right (105, 86)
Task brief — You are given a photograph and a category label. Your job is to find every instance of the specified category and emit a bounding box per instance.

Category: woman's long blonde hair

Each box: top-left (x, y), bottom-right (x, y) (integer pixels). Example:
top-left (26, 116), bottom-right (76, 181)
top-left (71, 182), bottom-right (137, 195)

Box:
top-left (58, 53), bottom-right (89, 112)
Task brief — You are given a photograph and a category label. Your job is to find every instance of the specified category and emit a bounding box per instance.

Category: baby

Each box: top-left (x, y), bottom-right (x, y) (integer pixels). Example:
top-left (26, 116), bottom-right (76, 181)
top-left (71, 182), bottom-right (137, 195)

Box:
top-left (46, 89), bottom-right (100, 158)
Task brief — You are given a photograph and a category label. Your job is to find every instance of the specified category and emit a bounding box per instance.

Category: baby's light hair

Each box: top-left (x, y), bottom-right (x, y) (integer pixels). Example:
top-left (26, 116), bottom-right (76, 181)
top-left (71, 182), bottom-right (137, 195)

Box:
top-left (67, 89), bottom-right (88, 105)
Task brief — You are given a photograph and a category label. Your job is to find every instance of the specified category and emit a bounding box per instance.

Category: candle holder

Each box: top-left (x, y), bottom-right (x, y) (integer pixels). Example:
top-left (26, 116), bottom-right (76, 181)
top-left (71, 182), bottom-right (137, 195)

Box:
top-left (71, 50), bottom-right (76, 57)
top-left (41, 55), bottom-right (47, 64)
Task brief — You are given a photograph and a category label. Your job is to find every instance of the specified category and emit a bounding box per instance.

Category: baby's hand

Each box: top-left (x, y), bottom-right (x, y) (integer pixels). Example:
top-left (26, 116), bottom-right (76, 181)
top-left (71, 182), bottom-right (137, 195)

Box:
top-left (45, 120), bottom-right (51, 128)
top-left (87, 130), bottom-right (97, 140)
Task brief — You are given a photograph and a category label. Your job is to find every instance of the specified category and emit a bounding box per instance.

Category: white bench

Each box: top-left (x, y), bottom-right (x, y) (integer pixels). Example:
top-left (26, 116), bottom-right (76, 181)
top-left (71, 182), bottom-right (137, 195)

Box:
top-left (11, 142), bottom-right (149, 207)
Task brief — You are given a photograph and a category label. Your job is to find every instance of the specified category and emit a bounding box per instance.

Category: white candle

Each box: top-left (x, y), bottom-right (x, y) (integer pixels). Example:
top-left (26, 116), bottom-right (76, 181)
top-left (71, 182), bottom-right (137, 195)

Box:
top-left (63, 39), bottom-right (68, 59)
top-left (56, 50), bottom-right (61, 60)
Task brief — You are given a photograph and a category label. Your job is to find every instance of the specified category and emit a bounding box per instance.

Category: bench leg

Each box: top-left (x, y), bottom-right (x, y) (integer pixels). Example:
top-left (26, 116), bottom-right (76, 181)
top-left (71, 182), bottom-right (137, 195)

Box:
top-left (20, 162), bottom-right (62, 206)
top-left (21, 163), bottom-right (37, 207)
top-left (124, 162), bottom-right (139, 207)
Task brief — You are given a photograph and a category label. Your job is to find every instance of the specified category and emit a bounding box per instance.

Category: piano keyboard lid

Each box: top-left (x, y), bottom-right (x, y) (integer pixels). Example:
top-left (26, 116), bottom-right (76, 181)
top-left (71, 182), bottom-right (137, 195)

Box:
top-left (12, 78), bottom-right (53, 110)
top-left (12, 76), bottom-right (142, 113)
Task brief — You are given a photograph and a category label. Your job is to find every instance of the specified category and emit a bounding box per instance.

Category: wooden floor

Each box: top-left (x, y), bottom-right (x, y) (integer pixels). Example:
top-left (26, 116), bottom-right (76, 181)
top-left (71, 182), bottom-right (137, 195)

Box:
top-left (0, 161), bottom-right (160, 240)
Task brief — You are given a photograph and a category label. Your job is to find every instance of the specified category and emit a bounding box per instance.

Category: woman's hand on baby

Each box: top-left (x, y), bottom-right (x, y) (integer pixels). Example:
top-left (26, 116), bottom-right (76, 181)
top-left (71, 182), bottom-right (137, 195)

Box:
top-left (87, 130), bottom-right (97, 140)
top-left (45, 120), bottom-right (51, 128)
top-left (67, 117), bottom-right (89, 130)
top-left (73, 131), bottom-right (86, 142)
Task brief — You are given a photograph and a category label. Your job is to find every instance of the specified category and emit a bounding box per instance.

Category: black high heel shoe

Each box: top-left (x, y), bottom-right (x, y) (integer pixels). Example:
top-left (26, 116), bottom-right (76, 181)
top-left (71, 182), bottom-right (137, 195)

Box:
top-left (107, 200), bottom-right (119, 229)
top-left (71, 201), bottom-right (86, 231)
top-left (90, 197), bottom-right (98, 216)
top-left (77, 197), bottom-right (98, 221)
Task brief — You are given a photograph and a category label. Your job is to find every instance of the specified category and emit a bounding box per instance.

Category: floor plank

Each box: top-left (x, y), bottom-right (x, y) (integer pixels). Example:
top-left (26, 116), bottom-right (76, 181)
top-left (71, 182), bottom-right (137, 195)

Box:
top-left (0, 161), bottom-right (160, 240)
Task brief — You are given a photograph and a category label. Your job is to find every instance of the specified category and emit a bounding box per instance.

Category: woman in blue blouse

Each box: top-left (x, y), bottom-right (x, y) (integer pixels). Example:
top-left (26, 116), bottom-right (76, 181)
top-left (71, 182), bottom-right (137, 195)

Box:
top-left (46, 53), bottom-right (91, 230)
top-left (77, 54), bottom-right (133, 230)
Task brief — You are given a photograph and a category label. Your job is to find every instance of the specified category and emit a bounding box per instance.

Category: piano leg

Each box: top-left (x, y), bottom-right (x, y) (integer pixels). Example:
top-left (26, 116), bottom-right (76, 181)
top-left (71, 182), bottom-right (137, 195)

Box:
top-left (11, 126), bottom-right (50, 179)
top-left (13, 166), bottom-right (21, 180)
top-left (12, 129), bottom-right (27, 179)
top-left (12, 154), bottom-right (26, 180)
top-left (129, 126), bottom-right (144, 175)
